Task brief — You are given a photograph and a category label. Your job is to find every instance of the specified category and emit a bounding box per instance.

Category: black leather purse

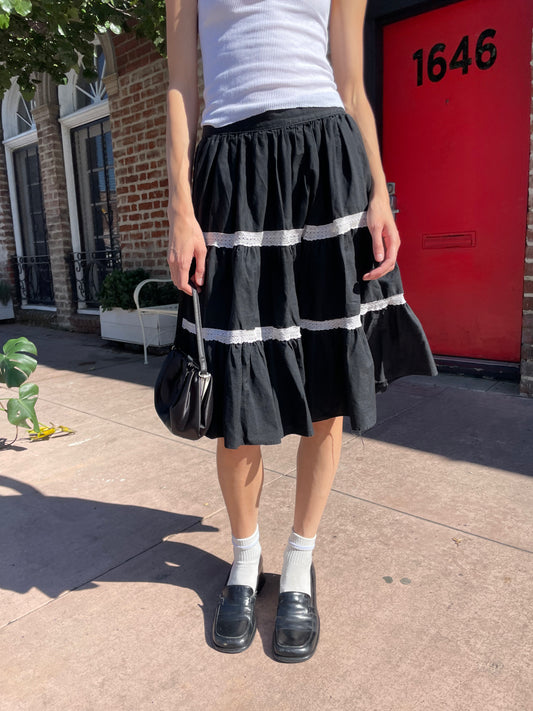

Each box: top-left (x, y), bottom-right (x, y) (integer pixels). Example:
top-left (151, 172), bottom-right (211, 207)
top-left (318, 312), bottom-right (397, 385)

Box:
top-left (154, 286), bottom-right (213, 440)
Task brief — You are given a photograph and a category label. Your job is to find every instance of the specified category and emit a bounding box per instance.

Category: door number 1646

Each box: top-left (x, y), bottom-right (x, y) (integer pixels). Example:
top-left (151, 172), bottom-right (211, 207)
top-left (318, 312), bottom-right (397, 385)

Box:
top-left (413, 29), bottom-right (497, 86)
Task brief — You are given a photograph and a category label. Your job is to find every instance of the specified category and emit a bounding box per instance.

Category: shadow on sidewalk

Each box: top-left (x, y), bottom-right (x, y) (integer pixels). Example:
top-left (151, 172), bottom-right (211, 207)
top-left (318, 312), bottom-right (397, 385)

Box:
top-left (0, 476), bottom-right (223, 621)
top-left (0, 323), bottom-right (163, 388)
top-left (0, 474), bottom-right (284, 654)
top-left (357, 384), bottom-right (533, 478)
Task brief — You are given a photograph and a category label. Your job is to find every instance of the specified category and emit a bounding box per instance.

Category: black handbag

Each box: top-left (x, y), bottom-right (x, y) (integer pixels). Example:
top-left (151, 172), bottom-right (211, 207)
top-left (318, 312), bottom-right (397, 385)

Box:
top-left (154, 286), bottom-right (213, 439)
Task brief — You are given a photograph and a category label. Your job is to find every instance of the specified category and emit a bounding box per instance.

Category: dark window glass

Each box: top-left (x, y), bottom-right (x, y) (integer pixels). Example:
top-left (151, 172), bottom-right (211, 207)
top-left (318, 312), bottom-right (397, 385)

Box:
top-left (13, 144), bottom-right (54, 306)
top-left (13, 144), bottom-right (49, 258)
top-left (71, 117), bottom-right (119, 255)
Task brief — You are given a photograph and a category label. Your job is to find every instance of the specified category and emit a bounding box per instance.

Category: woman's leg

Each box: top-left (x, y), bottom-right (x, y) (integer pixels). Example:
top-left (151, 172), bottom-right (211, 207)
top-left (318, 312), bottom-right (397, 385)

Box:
top-left (294, 415), bottom-right (343, 537)
top-left (212, 441), bottom-right (265, 652)
top-left (216, 440), bottom-right (264, 538)
top-left (279, 416), bottom-right (343, 595)
top-left (216, 440), bottom-right (264, 588)
top-left (273, 416), bottom-right (343, 662)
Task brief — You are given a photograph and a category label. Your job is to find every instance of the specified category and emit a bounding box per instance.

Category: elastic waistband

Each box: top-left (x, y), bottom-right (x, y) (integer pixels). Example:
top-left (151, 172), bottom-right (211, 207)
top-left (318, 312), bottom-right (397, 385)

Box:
top-left (202, 106), bottom-right (346, 137)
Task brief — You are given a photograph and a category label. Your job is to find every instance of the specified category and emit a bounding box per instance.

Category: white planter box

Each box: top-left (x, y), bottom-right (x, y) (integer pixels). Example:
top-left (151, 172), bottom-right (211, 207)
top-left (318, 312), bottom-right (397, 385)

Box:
top-left (0, 299), bottom-right (14, 320)
top-left (99, 306), bottom-right (178, 346)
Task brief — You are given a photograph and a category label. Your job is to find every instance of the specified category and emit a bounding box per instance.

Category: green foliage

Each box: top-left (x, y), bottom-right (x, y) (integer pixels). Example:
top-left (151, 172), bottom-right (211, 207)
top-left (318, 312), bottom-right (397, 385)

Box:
top-left (6, 380), bottom-right (39, 430)
top-left (0, 336), bottom-right (39, 431)
top-left (0, 0), bottom-right (166, 97)
top-left (0, 336), bottom-right (37, 387)
top-left (98, 268), bottom-right (180, 311)
top-left (0, 279), bottom-right (11, 305)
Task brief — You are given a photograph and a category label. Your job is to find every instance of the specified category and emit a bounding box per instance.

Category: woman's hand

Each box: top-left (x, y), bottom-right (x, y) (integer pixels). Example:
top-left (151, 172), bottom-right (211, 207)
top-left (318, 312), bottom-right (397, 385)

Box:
top-left (363, 193), bottom-right (401, 281)
top-left (167, 208), bottom-right (207, 295)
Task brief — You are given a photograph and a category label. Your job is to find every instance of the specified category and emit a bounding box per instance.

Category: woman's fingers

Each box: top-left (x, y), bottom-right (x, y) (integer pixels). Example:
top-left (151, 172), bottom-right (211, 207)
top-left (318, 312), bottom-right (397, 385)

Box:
top-left (370, 221), bottom-right (385, 263)
top-left (363, 257), bottom-right (396, 281)
top-left (363, 217), bottom-right (400, 281)
top-left (192, 242), bottom-right (207, 290)
top-left (167, 213), bottom-right (206, 295)
top-left (167, 244), bottom-right (193, 295)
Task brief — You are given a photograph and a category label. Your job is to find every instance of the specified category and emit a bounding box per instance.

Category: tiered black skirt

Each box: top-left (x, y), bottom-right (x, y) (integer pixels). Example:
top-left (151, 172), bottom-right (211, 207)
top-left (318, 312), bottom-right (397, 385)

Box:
top-left (177, 107), bottom-right (437, 449)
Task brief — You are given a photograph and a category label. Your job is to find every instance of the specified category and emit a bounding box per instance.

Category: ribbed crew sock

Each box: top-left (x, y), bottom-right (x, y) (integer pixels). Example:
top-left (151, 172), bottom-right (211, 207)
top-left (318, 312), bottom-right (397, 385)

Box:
top-left (227, 525), bottom-right (262, 590)
top-left (279, 529), bottom-right (316, 597)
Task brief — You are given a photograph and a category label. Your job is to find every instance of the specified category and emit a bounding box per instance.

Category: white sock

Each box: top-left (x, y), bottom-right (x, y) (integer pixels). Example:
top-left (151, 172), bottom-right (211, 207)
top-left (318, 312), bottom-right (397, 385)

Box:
top-left (227, 525), bottom-right (262, 589)
top-left (279, 529), bottom-right (316, 596)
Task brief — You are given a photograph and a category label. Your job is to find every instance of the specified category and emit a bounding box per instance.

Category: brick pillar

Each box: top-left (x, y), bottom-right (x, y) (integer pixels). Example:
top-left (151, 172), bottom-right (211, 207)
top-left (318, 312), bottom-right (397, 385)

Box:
top-left (32, 102), bottom-right (75, 327)
top-left (0, 121), bottom-right (16, 288)
top-left (520, 34), bottom-right (533, 397)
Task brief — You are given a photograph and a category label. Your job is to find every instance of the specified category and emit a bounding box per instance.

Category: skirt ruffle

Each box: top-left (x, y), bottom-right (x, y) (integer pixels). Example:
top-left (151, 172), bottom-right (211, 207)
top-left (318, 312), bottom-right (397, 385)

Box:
top-left (176, 107), bottom-right (437, 448)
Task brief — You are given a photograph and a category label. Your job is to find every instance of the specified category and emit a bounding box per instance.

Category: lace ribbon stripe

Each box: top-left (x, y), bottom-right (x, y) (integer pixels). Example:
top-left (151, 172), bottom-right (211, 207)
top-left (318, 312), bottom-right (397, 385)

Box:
top-left (360, 294), bottom-right (406, 314)
top-left (182, 293), bottom-right (406, 344)
top-left (204, 211), bottom-right (368, 248)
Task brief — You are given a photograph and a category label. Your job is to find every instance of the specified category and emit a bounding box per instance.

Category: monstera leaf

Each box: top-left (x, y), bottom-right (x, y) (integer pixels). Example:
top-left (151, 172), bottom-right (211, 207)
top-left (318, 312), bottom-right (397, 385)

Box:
top-left (6, 381), bottom-right (39, 431)
top-left (0, 337), bottom-right (38, 388)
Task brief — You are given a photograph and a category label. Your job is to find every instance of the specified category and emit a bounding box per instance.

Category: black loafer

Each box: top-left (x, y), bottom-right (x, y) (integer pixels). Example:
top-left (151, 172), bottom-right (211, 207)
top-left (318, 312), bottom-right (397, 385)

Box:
top-left (212, 559), bottom-right (266, 653)
top-left (272, 563), bottom-right (320, 663)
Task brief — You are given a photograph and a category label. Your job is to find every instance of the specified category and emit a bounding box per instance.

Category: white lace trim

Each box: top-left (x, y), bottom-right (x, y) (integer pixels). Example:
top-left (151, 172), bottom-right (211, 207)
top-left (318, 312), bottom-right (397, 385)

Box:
top-left (182, 293), bottom-right (406, 344)
top-left (182, 319), bottom-right (301, 345)
top-left (204, 211), bottom-right (367, 248)
top-left (303, 212), bottom-right (368, 241)
top-left (360, 293), bottom-right (406, 314)
top-left (300, 315), bottom-right (362, 331)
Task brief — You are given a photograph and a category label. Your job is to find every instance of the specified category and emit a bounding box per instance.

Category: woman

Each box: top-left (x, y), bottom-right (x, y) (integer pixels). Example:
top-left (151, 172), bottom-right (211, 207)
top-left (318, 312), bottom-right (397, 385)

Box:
top-left (165, 0), bottom-right (436, 663)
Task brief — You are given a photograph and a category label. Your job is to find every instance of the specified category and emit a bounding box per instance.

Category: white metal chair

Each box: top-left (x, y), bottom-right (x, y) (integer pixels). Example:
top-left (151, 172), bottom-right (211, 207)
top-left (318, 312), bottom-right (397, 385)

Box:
top-left (133, 278), bottom-right (179, 364)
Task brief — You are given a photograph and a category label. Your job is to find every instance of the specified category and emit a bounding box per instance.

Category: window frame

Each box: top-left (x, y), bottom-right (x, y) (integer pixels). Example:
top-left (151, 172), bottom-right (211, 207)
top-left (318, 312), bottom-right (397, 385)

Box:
top-left (2, 81), bottom-right (56, 311)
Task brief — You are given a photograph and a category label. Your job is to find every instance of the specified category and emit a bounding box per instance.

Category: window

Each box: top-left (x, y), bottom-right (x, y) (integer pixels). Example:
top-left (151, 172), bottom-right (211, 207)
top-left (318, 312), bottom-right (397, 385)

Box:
top-left (71, 118), bottom-right (117, 255)
top-left (16, 95), bottom-right (35, 134)
top-left (2, 80), bottom-right (55, 307)
top-left (75, 44), bottom-right (108, 110)
top-left (59, 39), bottom-right (121, 310)
top-left (12, 145), bottom-right (54, 306)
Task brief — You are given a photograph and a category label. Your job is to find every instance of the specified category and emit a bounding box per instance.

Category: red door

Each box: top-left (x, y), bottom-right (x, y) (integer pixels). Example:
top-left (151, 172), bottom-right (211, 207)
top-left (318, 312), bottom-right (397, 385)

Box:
top-left (382, 0), bottom-right (531, 361)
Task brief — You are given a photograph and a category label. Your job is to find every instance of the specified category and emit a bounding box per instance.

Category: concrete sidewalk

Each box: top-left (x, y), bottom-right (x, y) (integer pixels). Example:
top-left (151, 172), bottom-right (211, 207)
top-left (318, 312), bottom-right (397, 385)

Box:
top-left (1, 324), bottom-right (532, 711)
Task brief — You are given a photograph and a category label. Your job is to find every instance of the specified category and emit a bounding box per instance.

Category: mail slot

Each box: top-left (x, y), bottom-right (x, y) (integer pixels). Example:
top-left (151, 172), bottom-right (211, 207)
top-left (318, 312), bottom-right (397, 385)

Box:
top-left (422, 232), bottom-right (476, 249)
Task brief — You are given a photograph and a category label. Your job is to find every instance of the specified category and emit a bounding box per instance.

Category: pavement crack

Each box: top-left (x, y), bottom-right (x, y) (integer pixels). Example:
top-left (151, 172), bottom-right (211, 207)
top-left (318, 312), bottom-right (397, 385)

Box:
top-left (278, 472), bottom-right (533, 555)
top-left (36, 396), bottom-right (219, 454)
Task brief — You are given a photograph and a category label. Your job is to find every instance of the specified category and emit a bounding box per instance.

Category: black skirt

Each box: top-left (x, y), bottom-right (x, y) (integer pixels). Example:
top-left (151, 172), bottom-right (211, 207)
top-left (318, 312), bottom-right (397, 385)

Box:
top-left (177, 106), bottom-right (437, 448)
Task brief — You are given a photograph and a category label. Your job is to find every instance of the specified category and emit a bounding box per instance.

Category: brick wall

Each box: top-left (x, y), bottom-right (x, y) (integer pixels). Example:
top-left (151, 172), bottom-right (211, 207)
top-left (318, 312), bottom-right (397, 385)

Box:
top-left (106, 35), bottom-right (170, 277)
top-left (520, 33), bottom-right (533, 396)
top-left (32, 103), bottom-right (76, 328)
top-left (0, 122), bottom-right (16, 287)
top-left (106, 33), bottom-right (204, 280)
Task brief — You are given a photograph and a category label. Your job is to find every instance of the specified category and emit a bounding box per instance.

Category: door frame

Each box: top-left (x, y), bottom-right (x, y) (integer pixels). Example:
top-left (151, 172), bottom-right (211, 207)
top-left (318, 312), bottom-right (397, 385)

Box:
top-left (364, 0), bottom-right (464, 140)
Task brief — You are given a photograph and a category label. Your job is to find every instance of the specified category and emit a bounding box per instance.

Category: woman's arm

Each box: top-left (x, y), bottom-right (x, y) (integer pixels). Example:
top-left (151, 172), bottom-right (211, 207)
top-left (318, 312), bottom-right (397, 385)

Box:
top-left (329, 0), bottom-right (400, 281)
top-left (165, 0), bottom-right (205, 294)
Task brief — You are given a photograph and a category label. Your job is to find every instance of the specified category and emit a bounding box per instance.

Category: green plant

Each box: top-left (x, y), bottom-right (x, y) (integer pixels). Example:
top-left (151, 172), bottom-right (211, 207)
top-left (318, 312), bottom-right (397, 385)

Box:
top-left (0, 279), bottom-right (11, 306)
top-left (98, 269), bottom-right (180, 311)
top-left (0, 337), bottom-right (39, 434)
top-left (0, 1), bottom-right (166, 98)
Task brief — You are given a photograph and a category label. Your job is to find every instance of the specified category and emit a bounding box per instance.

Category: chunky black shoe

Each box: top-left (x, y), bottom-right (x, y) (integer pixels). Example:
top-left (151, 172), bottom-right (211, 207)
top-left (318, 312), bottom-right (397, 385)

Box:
top-left (212, 559), bottom-right (266, 653)
top-left (272, 563), bottom-right (320, 663)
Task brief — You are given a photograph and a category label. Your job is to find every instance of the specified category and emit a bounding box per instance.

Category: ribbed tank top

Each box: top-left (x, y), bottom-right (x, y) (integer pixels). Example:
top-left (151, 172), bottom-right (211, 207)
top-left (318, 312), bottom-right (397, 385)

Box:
top-left (197, 0), bottom-right (345, 127)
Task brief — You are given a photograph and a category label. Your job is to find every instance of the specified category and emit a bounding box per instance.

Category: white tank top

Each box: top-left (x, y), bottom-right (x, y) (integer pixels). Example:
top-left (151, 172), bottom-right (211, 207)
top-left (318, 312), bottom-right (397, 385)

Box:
top-left (197, 0), bottom-right (345, 127)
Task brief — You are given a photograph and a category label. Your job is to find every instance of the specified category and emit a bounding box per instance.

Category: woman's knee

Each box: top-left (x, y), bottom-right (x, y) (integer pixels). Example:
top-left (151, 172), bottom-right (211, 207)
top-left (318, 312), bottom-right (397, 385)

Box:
top-left (216, 439), bottom-right (262, 466)
top-left (308, 416), bottom-right (343, 438)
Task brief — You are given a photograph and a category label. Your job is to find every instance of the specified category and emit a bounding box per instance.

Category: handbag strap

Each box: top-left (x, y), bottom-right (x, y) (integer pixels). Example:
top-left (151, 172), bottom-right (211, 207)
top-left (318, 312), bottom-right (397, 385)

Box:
top-left (191, 286), bottom-right (209, 375)
top-left (173, 285), bottom-right (208, 374)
